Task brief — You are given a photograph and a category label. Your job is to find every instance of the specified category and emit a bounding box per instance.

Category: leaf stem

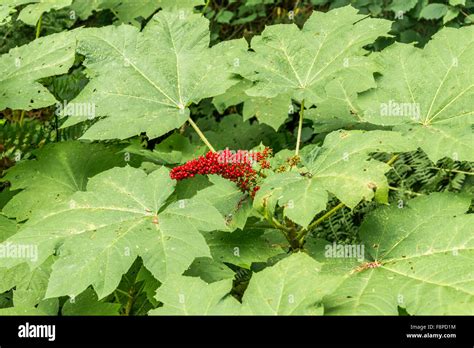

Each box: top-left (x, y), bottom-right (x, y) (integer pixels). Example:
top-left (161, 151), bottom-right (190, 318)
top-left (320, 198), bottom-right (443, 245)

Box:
top-left (271, 216), bottom-right (290, 231)
top-left (388, 186), bottom-right (423, 196)
top-left (202, 0), bottom-right (211, 13)
top-left (114, 288), bottom-right (132, 299)
top-left (19, 110), bottom-right (25, 127)
top-left (294, 99), bottom-right (305, 157)
top-left (427, 167), bottom-right (474, 176)
top-left (386, 154), bottom-right (399, 166)
top-left (188, 117), bottom-right (216, 152)
top-left (302, 202), bottom-right (345, 237)
top-left (54, 112), bottom-right (60, 142)
top-left (35, 15), bottom-right (42, 39)
top-left (124, 288), bottom-right (135, 316)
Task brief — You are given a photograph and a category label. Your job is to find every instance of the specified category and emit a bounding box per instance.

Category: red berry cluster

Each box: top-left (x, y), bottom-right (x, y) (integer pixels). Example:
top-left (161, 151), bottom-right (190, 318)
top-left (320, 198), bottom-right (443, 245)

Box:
top-left (170, 148), bottom-right (272, 197)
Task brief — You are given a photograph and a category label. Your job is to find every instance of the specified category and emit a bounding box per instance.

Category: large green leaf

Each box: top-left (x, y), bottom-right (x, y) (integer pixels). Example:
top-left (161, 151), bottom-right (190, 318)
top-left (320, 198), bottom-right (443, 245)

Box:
top-left (240, 252), bottom-right (341, 315)
top-left (419, 3), bottom-right (448, 19)
top-left (1, 141), bottom-right (130, 221)
top-left (0, 4), bottom-right (15, 25)
top-left (62, 288), bottom-right (121, 315)
top-left (305, 130), bottom-right (415, 208)
top-left (150, 277), bottom-right (240, 315)
top-left (0, 30), bottom-right (76, 110)
top-left (254, 172), bottom-right (327, 229)
top-left (204, 228), bottom-right (285, 269)
top-left (0, 215), bottom-right (17, 241)
top-left (0, 300), bottom-right (57, 315)
top-left (151, 253), bottom-right (342, 315)
top-left (213, 80), bottom-right (292, 130)
top-left (12, 256), bottom-right (54, 308)
top-left (240, 6), bottom-right (391, 107)
top-left (304, 68), bottom-right (377, 133)
top-left (197, 114), bottom-right (288, 151)
top-left (4, 0), bottom-right (72, 25)
top-left (0, 255), bottom-right (54, 311)
top-left (70, 0), bottom-right (204, 23)
top-left (0, 166), bottom-right (226, 299)
top-left (359, 26), bottom-right (474, 162)
top-left (319, 193), bottom-right (474, 315)
top-left (387, 0), bottom-right (418, 13)
top-left (62, 10), bottom-right (246, 140)
top-left (183, 257), bottom-right (235, 283)
top-left (124, 134), bottom-right (204, 165)
top-left (254, 130), bottom-right (415, 227)
top-left (193, 175), bottom-right (252, 231)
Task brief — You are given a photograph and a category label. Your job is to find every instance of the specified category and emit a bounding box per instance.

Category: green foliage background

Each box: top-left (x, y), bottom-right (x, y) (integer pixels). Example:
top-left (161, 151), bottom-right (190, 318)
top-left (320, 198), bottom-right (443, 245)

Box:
top-left (0, 0), bottom-right (472, 316)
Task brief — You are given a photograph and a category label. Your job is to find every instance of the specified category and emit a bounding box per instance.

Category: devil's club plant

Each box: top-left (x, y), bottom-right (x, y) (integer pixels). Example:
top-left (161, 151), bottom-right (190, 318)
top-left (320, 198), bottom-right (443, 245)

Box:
top-left (0, 2), bottom-right (472, 316)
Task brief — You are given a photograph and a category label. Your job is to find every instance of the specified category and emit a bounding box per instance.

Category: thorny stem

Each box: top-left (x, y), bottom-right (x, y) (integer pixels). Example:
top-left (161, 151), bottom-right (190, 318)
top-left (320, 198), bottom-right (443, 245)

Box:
top-left (188, 117), bottom-right (216, 152)
top-left (294, 99), bottom-right (305, 157)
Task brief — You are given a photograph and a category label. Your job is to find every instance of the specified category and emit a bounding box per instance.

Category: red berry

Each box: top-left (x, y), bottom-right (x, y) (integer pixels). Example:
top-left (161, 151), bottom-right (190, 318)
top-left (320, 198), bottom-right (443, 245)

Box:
top-left (169, 148), bottom-right (272, 197)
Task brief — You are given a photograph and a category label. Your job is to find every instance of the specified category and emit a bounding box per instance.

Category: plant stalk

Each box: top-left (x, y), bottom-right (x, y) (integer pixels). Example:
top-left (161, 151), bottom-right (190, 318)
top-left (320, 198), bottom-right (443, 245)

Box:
top-left (294, 99), bottom-right (305, 157)
top-left (388, 186), bottom-right (423, 196)
top-left (386, 154), bottom-right (399, 166)
top-left (188, 117), bottom-right (216, 152)
top-left (35, 15), bottom-right (42, 39)
top-left (19, 110), bottom-right (25, 127)
top-left (300, 202), bottom-right (345, 240)
top-left (202, 0), bottom-right (211, 12)
top-left (427, 167), bottom-right (474, 176)
top-left (124, 288), bottom-right (135, 316)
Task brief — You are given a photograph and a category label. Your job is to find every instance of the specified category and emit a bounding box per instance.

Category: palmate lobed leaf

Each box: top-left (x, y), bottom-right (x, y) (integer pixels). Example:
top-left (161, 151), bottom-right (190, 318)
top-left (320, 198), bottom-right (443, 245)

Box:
top-left (253, 171), bottom-right (327, 229)
top-left (203, 228), bottom-right (285, 269)
top-left (70, 0), bottom-right (205, 24)
top-left (254, 130), bottom-right (416, 228)
top-left (0, 166), bottom-right (226, 299)
top-left (0, 4), bottom-right (15, 25)
top-left (0, 29), bottom-right (77, 111)
top-left (61, 288), bottom-right (121, 316)
top-left (0, 215), bottom-right (17, 241)
top-left (213, 79), bottom-right (292, 131)
top-left (0, 299), bottom-right (58, 315)
top-left (4, 0), bottom-right (72, 26)
top-left (197, 114), bottom-right (288, 151)
top-left (192, 175), bottom-right (253, 231)
top-left (61, 10), bottom-right (247, 140)
top-left (183, 257), bottom-right (235, 284)
top-left (304, 64), bottom-right (378, 133)
top-left (240, 6), bottom-right (391, 106)
top-left (315, 193), bottom-right (474, 315)
top-left (1, 141), bottom-right (132, 221)
top-left (151, 253), bottom-right (342, 315)
top-left (0, 5), bottom-right (471, 317)
top-left (0, 256), bottom-right (55, 315)
top-left (150, 276), bottom-right (240, 315)
top-left (224, 5), bottom-right (392, 130)
top-left (358, 26), bottom-right (474, 162)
